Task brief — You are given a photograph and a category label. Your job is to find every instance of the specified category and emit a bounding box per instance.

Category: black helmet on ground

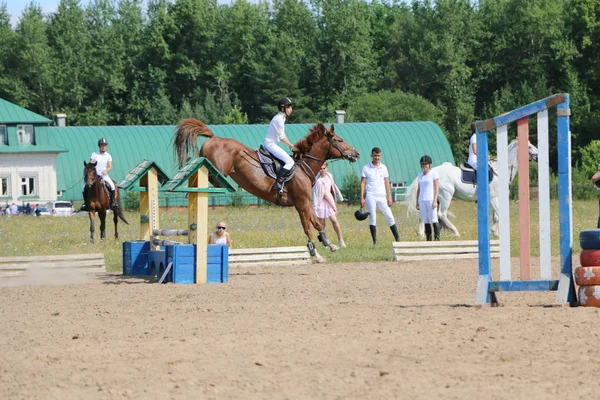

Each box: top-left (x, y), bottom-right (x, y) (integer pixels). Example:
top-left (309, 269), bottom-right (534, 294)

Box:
top-left (420, 155), bottom-right (432, 164)
top-left (278, 97), bottom-right (294, 110)
top-left (98, 138), bottom-right (108, 146)
top-left (354, 207), bottom-right (370, 221)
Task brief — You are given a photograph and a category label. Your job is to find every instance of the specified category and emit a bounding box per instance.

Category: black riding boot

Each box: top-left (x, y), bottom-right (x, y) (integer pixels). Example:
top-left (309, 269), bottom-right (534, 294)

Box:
top-left (433, 222), bottom-right (440, 241)
top-left (425, 224), bottom-right (432, 241)
top-left (369, 225), bottom-right (378, 245)
top-left (390, 224), bottom-right (400, 242)
top-left (110, 189), bottom-right (119, 209)
top-left (272, 168), bottom-right (289, 192)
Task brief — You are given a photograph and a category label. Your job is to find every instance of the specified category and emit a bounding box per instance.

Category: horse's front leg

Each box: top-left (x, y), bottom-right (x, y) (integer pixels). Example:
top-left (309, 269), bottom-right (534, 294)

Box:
top-left (295, 202), bottom-right (328, 263)
top-left (88, 211), bottom-right (96, 243)
top-left (98, 210), bottom-right (107, 241)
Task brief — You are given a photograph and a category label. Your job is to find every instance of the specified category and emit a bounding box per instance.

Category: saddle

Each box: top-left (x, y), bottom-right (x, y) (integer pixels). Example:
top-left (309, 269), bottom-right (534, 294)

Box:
top-left (460, 162), bottom-right (494, 185)
top-left (256, 145), bottom-right (296, 183)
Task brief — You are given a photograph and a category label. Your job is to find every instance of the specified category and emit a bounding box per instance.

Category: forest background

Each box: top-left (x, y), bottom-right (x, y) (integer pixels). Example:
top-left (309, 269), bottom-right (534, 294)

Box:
top-left (1, 0), bottom-right (600, 186)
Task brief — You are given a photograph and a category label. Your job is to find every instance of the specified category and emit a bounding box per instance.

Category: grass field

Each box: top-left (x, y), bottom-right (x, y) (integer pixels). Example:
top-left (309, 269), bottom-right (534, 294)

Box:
top-left (0, 199), bottom-right (597, 273)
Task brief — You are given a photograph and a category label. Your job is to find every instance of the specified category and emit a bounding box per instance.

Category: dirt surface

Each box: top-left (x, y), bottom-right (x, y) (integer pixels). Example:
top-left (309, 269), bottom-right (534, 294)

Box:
top-left (1, 258), bottom-right (598, 400)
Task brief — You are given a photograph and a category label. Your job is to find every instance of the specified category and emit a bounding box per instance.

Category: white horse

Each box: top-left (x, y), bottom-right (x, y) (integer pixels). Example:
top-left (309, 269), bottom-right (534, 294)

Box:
top-left (406, 139), bottom-right (539, 238)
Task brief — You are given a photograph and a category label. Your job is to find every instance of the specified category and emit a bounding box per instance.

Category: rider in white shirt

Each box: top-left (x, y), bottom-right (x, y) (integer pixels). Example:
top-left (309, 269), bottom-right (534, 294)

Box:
top-left (264, 98), bottom-right (298, 192)
top-left (81, 138), bottom-right (118, 210)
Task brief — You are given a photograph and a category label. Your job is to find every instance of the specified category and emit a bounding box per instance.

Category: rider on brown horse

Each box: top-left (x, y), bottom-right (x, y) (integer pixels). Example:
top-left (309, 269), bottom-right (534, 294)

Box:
top-left (81, 138), bottom-right (119, 211)
top-left (264, 97), bottom-right (298, 192)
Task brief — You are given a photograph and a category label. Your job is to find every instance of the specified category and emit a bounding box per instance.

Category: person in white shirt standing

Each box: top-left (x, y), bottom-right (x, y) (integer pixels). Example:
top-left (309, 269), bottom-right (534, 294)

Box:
top-left (416, 155), bottom-right (440, 241)
top-left (264, 97), bottom-right (298, 192)
top-left (81, 138), bottom-right (118, 210)
top-left (360, 147), bottom-right (400, 245)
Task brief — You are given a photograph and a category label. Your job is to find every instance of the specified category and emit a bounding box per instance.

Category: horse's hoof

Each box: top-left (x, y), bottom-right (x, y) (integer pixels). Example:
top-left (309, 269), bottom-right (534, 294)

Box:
top-left (315, 255), bottom-right (326, 263)
top-left (329, 244), bottom-right (338, 252)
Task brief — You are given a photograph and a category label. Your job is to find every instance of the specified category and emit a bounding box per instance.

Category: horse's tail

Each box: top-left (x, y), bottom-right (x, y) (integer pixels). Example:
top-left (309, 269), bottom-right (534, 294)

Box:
top-left (405, 177), bottom-right (420, 221)
top-left (115, 207), bottom-right (129, 225)
top-left (174, 118), bottom-right (215, 168)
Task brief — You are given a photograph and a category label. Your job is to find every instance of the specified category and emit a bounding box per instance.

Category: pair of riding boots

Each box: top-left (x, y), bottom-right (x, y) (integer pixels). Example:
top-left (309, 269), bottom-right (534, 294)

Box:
top-left (80, 189), bottom-right (118, 211)
top-left (425, 223), bottom-right (440, 241)
top-left (369, 224), bottom-right (400, 245)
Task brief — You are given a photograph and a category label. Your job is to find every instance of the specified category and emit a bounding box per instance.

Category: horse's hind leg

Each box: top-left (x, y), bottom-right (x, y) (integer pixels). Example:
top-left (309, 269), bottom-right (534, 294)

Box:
top-left (437, 188), bottom-right (460, 237)
top-left (113, 211), bottom-right (119, 239)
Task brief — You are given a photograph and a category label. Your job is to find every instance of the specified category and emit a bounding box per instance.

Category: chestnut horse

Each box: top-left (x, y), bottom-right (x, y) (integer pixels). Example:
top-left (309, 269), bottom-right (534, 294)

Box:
top-left (174, 118), bottom-right (360, 262)
top-left (83, 161), bottom-right (129, 243)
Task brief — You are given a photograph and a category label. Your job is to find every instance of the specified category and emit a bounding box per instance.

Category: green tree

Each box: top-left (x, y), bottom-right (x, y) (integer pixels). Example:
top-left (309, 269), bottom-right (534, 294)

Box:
top-left (346, 90), bottom-right (444, 124)
top-left (46, 0), bottom-right (89, 122)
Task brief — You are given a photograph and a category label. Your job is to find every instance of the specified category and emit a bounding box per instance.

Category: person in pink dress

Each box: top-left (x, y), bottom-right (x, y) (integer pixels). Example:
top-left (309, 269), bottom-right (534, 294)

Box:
top-left (312, 162), bottom-right (346, 248)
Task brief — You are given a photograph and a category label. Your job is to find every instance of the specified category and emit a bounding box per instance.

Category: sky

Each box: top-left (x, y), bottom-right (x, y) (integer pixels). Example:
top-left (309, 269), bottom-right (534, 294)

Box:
top-left (6, 0), bottom-right (70, 27)
top-left (5, 0), bottom-right (236, 27)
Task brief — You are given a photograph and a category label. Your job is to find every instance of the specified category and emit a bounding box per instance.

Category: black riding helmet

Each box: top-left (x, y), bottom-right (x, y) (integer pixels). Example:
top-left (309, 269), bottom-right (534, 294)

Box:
top-left (354, 207), bottom-right (370, 221)
top-left (278, 97), bottom-right (294, 111)
top-left (98, 138), bottom-right (108, 146)
top-left (420, 155), bottom-right (432, 165)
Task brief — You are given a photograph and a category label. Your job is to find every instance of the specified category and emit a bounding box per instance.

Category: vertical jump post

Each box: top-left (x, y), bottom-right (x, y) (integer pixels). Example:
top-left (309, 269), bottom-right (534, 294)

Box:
top-left (475, 93), bottom-right (576, 305)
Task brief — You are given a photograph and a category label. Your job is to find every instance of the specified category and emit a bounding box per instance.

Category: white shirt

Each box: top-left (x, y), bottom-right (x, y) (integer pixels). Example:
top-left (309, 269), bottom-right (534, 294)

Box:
top-left (417, 170), bottom-right (439, 202)
top-left (264, 112), bottom-right (286, 145)
top-left (90, 151), bottom-right (112, 176)
top-left (467, 134), bottom-right (477, 168)
top-left (361, 162), bottom-right (389, 197)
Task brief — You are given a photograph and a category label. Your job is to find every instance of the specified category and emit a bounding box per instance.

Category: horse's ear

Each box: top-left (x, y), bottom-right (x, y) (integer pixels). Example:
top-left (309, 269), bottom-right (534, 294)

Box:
top-left (330, 124), bottom-right (335, 133)
top-left (83, 161), bottom-right (87, 167)
top-left (325, 124), bottom-right (334, 138)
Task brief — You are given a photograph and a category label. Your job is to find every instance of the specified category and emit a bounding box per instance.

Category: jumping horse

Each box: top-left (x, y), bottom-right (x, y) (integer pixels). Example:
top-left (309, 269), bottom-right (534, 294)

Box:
top-left (83, 161), bottom-right (129, 243)
top-left (406, 139), bottom-right (539, 238)
top-left (173, 118), bottom-right (360, 262)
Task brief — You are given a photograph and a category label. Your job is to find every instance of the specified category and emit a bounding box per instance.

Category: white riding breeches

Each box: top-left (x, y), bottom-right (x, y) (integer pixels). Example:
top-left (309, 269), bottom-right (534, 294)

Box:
top-left (418, 200), bottom-right (438, 224)
top-left (264, 141), bottom-right (295, 170)
top-left (82, 175), bottom-right (114, 192)
top-left (366, 195), bottom-right (395, 226)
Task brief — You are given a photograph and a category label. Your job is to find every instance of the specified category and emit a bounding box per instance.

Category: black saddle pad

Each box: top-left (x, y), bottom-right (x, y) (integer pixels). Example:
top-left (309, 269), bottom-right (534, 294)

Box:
top-left (460, 162), bottom-right (494, 184)
top-left (256, 146), bottom-right (295, 182)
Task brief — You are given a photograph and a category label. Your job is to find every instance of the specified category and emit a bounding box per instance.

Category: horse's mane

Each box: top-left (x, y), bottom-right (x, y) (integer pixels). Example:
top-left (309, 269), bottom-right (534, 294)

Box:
top-left (294, 122), bottom-right (327, 155)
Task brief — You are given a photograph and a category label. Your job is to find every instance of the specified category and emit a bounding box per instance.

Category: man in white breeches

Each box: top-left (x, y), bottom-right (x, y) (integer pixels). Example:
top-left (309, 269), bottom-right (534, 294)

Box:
top-left (264, 97), bottom-right (298, 192)
top-left (360, 147), bottom-right (400, 245)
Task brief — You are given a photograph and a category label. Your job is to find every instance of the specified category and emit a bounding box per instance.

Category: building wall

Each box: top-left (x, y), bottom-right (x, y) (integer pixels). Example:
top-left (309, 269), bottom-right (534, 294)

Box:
top-left (0, 153), bottom-right (58, 207)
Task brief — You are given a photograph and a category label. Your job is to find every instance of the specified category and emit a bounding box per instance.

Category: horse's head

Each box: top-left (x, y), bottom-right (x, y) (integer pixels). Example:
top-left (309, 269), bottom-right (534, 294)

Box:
top-left (295, 123), bottom-right (359, 163)
top-left (324, 124), bottom-right (360, 162)
top-left (528, 141), bottom-right (539, 162)
top-left (83, 161), bottom-right (98, 188)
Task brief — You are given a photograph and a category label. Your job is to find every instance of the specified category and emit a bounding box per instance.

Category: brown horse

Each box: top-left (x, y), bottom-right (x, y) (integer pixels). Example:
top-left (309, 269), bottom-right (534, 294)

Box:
top-left (83, 161), bottom-right (129, 243)
top-left (174, 118), bottom-right (360, 262)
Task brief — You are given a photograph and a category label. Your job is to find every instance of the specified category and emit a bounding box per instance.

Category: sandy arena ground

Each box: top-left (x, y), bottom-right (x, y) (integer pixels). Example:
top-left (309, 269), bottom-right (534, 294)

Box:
top-left (1, 258), bottom-right (599, 400)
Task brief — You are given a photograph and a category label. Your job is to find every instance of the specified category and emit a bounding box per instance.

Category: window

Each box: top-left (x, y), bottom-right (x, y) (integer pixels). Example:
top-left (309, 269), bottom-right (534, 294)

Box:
top-left (20, 176), bottom-right (36, 196)
top-left (17, 125), bottom-right (34, 144)
top-left (1, 177), bottom-right (9, 196)
top-left (0, 125), bottom-right (6, 145)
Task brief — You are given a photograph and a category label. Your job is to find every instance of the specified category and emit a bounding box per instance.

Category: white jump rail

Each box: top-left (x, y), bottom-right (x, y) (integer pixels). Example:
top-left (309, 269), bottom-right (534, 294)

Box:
top-left (0, 253), bottom-right (106, 278)
top-left (393, 240), bottom-right (500, 262)
top-left (229, 246), bottom-right (311, 268)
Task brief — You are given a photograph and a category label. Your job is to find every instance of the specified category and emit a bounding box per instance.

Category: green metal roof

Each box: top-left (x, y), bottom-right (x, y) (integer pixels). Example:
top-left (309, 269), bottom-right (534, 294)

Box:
top-left (117, 160), bottom-right (171, 191)
top-left (0, 98), bottom-right (52, 124)
top-left (48, 121), bottom-right (454, 202)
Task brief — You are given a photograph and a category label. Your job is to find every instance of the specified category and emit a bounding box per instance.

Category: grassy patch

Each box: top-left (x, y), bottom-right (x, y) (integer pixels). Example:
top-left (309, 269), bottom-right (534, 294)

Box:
top-left (0, 199), bottom-right (597, 273)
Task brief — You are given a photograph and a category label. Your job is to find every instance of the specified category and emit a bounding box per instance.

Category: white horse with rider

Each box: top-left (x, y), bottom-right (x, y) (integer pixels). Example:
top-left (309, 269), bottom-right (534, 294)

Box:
top-left (406, 139), bottom-right (539, 238)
